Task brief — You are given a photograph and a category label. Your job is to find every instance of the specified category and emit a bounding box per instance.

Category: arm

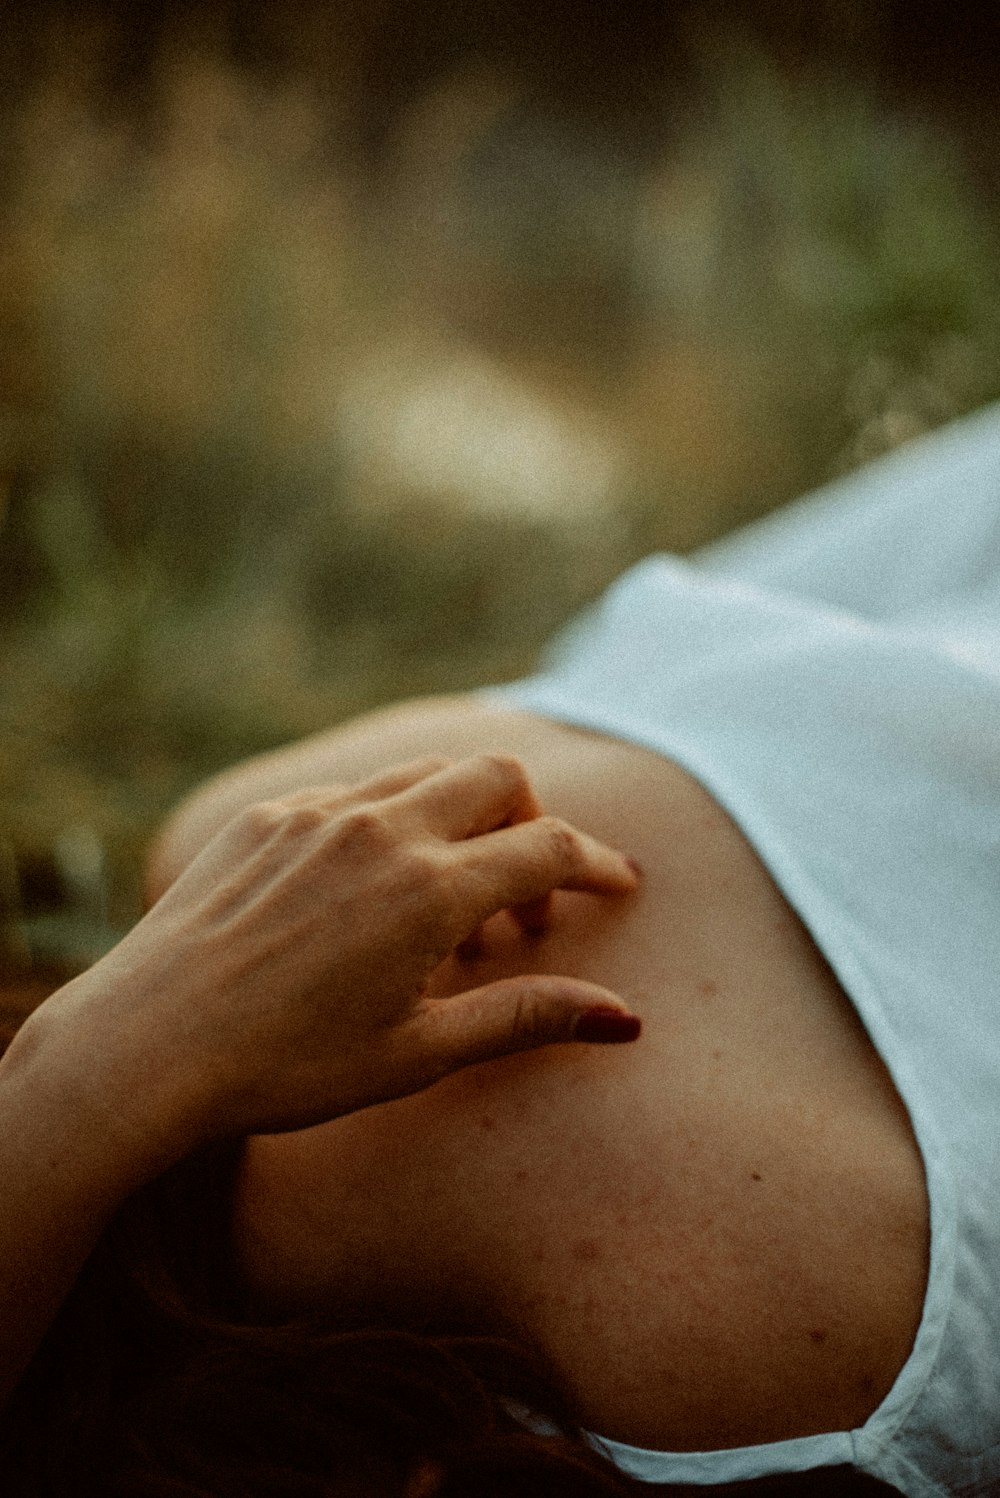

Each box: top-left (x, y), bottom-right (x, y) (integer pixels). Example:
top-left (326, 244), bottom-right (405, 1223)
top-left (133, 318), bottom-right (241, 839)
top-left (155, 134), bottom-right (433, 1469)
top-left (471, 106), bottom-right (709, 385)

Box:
top-left (0, 997), bottom-right (188, 1405)
top-left (0, 755), bottom-right (640, 1404)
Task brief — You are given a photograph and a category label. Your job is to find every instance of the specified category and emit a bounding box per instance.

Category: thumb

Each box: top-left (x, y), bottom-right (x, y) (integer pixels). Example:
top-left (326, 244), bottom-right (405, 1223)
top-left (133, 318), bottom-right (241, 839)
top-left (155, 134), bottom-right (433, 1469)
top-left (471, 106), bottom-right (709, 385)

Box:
top-left (412, 976), bottom-right (642, 1078)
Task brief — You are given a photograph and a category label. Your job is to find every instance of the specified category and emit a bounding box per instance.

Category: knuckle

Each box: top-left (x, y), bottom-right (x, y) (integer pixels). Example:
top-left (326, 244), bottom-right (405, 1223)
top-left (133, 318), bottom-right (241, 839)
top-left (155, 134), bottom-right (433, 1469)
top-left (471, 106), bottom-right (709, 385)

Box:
top-left (478, 752), bottom-right (530, 787)
top-left (279, 803), bottom-right (329, 837)
top-left (400, 842), bottom-right (446, 890)
top-left (412, 754), bottom-right (452, 775)
top-left (539, 816), bottom-right (581, 863)
top-left (240, 800), bottom-right (288, 840)
top-left (332, 807), bottom-right (393, 855)
top-left (507, 988), bottom-right (543, 1051)
top-left (240, 797), bottom-right (336, 849)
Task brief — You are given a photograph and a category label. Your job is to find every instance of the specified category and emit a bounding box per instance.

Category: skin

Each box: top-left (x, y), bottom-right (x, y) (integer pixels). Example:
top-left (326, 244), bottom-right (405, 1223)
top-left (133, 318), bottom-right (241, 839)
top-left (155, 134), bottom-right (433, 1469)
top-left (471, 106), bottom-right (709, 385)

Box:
top-left (149, 695), bottom-right (930, 1456)
top-left (0, 753), bottom-right (640, 1406)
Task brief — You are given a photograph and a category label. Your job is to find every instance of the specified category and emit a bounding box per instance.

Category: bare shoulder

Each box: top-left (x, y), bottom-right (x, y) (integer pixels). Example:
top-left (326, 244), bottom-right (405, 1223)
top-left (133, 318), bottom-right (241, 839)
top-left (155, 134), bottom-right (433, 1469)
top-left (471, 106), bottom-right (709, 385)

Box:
top-left (185, 694), bottom-right (929, 1451)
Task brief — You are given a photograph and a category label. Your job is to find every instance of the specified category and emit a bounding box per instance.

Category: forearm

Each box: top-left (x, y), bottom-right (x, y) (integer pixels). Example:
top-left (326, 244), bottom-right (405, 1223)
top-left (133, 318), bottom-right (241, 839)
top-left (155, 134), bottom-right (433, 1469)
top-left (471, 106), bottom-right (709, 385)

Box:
top-left (0, 992), bottom-right (188, 1405)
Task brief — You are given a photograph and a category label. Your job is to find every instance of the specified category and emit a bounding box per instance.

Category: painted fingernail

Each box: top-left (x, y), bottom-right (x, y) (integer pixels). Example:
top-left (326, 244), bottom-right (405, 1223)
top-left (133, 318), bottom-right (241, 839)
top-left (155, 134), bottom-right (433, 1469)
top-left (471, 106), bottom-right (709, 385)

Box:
top-left (574, 1007), bottom-right (642, 1043)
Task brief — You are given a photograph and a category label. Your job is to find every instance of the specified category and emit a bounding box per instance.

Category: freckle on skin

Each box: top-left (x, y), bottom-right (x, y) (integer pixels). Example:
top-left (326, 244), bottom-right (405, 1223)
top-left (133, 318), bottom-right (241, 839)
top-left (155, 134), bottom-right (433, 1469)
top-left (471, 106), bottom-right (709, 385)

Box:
top-left (480, 1116), bottom-right (495, 1132)
top-left (750, 1171), bottom-right (762, 1182)
top-left (808, 1328), bottom-right (828, 1345)
top-left (699, 979), bottom-right (719, 998)
top-left (515, 1169), bottom-right (528, 1183)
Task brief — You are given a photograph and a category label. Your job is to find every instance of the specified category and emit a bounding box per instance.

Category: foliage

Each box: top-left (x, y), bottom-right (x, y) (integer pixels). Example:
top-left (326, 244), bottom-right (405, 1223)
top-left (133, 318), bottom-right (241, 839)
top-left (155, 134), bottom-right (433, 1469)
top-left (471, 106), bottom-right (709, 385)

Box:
top-left (2, 24), bottom-right (1000, 977)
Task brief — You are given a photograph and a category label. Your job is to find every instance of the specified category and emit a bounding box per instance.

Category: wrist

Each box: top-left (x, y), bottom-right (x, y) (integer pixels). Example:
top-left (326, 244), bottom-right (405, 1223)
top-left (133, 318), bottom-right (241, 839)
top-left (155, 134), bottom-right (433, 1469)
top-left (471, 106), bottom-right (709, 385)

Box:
top-left (2, 973), bottom-right (210, 1188)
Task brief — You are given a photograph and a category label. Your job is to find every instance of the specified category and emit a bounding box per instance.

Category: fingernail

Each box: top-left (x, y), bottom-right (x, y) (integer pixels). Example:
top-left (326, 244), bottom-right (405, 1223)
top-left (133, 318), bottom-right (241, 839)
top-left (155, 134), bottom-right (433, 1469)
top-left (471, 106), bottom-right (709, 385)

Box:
top-left (574, 1007), bottom-right (642, 1043)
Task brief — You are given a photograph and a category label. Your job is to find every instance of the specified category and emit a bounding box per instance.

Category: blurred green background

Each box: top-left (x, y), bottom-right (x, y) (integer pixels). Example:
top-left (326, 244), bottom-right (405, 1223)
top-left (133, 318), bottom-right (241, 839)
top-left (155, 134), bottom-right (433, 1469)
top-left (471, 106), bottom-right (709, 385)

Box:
top-left (3, 0), bottom-right (1000, 990)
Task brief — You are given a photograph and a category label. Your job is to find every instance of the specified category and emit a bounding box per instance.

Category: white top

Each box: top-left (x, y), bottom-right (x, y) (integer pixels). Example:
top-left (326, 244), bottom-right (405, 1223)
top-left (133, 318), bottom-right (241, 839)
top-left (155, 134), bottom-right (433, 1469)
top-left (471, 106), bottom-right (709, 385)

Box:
top-left (490, 402), bottom-right (1000, 1496)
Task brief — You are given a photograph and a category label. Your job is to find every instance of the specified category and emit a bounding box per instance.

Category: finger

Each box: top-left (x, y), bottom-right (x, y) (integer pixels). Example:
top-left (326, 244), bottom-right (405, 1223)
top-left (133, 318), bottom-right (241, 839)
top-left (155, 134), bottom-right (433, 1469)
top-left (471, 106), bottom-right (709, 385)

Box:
top-left (452, 816), bottom-right (639, 932)
top-left (407, 976), bottom-right (642, 1081)
top-left (266, 787), bottom-right (353, 810)
top-left (456, 895), bottom-right (550, 959)
top-left (273, 759), bottom-right (453, 814)
top-left (455, 925), bottom-right (487, 961)
top-left (509, 892), bottom-right (553, 936)
top-left (351, 757), bottom-right (455, 802)
top-left (395, 754), bottom-right (543, 841)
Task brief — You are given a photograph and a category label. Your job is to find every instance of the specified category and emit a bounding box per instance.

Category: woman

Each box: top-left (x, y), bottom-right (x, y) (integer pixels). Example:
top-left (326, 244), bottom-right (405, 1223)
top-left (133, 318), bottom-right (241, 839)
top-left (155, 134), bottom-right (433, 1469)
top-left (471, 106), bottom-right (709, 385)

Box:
top-left (4, 403), bottom-right (1000, 1496)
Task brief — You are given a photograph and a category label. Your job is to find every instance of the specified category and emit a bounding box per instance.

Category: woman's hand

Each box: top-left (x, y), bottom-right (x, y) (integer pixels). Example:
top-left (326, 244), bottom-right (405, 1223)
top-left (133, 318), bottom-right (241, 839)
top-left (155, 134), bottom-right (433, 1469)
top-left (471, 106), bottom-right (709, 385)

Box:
top-left (0, 755), bottom-right (639, 1401)
top-left (34, 755), bottom-right (640, 1165)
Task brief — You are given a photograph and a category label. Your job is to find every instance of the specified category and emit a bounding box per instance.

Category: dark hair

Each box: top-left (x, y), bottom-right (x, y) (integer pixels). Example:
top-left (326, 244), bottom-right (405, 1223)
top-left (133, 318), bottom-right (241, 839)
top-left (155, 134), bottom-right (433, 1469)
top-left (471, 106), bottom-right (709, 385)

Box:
top-left (0, 992), bottom-right (902, 1498)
